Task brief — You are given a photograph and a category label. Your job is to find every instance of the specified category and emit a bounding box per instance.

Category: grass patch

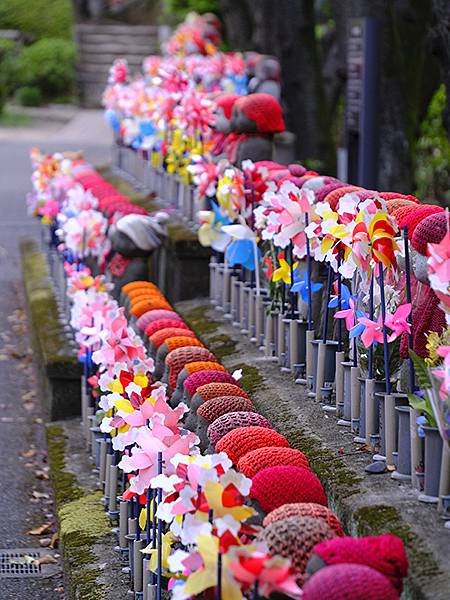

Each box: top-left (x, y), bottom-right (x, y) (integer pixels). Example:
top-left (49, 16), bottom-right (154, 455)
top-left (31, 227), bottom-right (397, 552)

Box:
top-left (0, 110), bottom-right (33, 127)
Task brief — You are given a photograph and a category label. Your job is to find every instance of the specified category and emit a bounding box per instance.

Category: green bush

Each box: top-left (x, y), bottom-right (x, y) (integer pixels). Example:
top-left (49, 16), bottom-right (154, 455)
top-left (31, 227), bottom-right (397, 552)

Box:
top-left (414, 85), bottom-right (450, 206)
top-left (0, 0), bottom-right (73, 40)
top-left (16, 38), bottom-right (76, 99)
top-left (164, 0), bottom-right (219, 19)
top-left (15, 86), bottom-right (43, 107)
top-left (0, 39), bottom-right (19, 113)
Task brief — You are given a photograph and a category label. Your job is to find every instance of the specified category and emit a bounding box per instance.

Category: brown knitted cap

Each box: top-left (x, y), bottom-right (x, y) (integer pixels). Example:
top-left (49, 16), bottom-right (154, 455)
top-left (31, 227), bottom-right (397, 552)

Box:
top-left (184, 361), bottom-right (225, 376)
top-left (206, 410), bottom-right (270, 444)
top-left (263, 502), bottom-right (344, 537)
top-left (257, 516), bottom-right (337, 584)
top-left (237, 446), bottom-right (310, 478)
top-left (199, 398), bottom-right (256, 424)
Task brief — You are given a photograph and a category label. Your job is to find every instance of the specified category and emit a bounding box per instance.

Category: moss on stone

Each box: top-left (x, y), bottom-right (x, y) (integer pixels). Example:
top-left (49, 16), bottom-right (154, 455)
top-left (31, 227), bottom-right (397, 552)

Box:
top-left (207, 334), bottom-right (237, 360)
top-left (47, 425), bottom-right (83, 506)
top-left (228, 363), bottom-right (264, 394)
top-left (353, 505), bottom-right (440, 579)
top-left (182, 306), bottom-right (219, 336)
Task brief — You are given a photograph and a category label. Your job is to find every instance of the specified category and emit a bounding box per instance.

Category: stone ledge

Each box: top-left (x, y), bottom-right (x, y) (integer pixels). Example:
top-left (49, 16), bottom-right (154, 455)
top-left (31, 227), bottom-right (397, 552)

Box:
top-left (20, 239), bottom-right (82, 420)
top-left (177, 299), bottom-right (450, 600)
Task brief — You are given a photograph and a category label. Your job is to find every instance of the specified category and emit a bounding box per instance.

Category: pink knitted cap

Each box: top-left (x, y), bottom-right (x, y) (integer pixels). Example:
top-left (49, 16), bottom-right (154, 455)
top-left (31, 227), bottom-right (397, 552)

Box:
top-left (250, 465), bottom-right (327, 512)
top-left (207, 411), bottom-right (270, 445)
top-left (183, 370), bottom-right (239, 398)
top-left (136, 309), bottom-right (180, 331)
top-left (302, 564), bottom-right (400, 600)
top-left (216, 426), bottom-right (289, 464)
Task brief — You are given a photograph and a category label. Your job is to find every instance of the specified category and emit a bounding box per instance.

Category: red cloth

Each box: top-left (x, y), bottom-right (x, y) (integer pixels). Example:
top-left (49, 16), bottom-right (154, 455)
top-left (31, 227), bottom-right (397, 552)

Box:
top-left (236, 93), bottom-right (285, 133)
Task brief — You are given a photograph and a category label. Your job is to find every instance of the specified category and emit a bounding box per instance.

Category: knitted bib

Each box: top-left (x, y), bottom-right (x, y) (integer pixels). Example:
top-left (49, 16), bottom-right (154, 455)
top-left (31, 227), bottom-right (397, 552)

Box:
top-left (302, 564), bottom-right (400, 600)
top-left (207, 411), bottom-right (271, 445)
top-left (191, 383), bottom-right (249, 408)
top-left (309, 534), bottom-right (408, 593)
top-left (263, 502), bottom-right (344, 537)
top-left (216, 426), bottom-right (289, 465)
top-left (257, 516), bottom-right (337, 583)
top-left (237, 446), bottom-right (309, 478)
top-left (137, 309), bottom-right (180, 332)
top-left (165, 347), bottom-right (216, 390)
top-left (250, 465), bottom-right (327, 512)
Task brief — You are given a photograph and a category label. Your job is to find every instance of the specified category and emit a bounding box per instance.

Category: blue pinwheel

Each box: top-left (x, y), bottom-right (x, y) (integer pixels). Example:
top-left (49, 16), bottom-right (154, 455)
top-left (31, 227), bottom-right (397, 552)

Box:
top-left (328, 283), bottom-right (351, 309)
top-left (290, 269), bottom-right (322, 303)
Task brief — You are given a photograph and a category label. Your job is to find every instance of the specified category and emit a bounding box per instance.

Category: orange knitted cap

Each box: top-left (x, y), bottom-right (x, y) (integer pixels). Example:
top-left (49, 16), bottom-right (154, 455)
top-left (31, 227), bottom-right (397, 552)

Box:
top-left (237, 446), bottom-right (309, 478)
top-left (193, 382), bottom-right (249, 405)
top-left (257, 516), bottom-right (337, 584)
top-left (207, 410), bottom-right (270, 445)
top-left (164, 336), bottom-right (204, 353)
top-left (250, 465), bottom-right (327, 512)
top-left (149, 328), bottom-right (196, 349)
top-left (263, 502), bottom-right (344, 537)
top-left (122, 280), bottom-right (160, 295)
top-left (128, 288), bottom-right (166, 303)
top-left (131, 298), bottom-right (172, 317)
top-left (184, 361), bottom-right (225, 376)
top-left (216, 426), bottom-right (289, 464)
top-left (145, 319), bottom-right (189, 338)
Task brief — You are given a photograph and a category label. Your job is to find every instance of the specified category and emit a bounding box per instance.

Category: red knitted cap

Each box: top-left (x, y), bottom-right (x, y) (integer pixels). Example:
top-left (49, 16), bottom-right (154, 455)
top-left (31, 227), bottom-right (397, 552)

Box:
top-left (183, 370), bottom-right (239, 398)
top-left (391, 205), bottom-right (417, 228)
top-left (137, 309), bottom-right (180, 331)
top-left (302, 564), bottom-right (400, 600)
top-left (149, 328), bottom-right (196, 349)
top-left (258, 516), bottom-right (337, 584)
top-left (236, 93), bottom-right (285, 133)
top-left (399, 205), bottom-right (444, 239)
top-left (216, 426), bottom-right (289, 465)
top-left (164, 336), bottom-right (204, 353)
top-left (166, 347), bottom-right (216, 390)
top-left (263, 502), bottom-right (344, 537)
top-left (237, 446), bottom-right (309, 478)
top-left (378, 191), bottom-right (419, 203)
top-left (411, 212), bottom-right (449, 255)
top-left (207, 411), bottom-right (270, 445)
top-left (250, 465), bottom-right (327, 512)
top-left (215, 93), bottom-right (239, 120)
top-left (145, 318), bottom-right (189, 338)
top-left (193, 382), bottom-right (249, 406)
top-left (310, 534), bottom-right (408, 593)
top-left (325, 186), bottom-right (361, 210)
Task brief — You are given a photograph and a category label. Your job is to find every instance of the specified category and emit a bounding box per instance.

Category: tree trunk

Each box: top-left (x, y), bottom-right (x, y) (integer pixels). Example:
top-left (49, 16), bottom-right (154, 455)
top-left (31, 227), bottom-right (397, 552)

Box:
top-left (431, 0), bottom-right (450, 136)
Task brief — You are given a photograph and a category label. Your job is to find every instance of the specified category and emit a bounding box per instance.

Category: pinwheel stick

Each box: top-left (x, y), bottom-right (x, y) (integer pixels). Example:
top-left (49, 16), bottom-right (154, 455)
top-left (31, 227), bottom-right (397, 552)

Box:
top-left (146, 487), bottom-right (153, 545)
top-left (322, 264), bottom-right (333, 344)
top-left (289, 241), bottom-right (296, 319)
top-left (216, 551), bottom-right (222, 600)
top-left (252, 579), bottom-right (259, 599)
top-left (337, 253), bottom-right (342, 351)
top-left (368, 275), bottom-right (374, 377)
top-left (156, 451), bottom-right (163, 600)
top-left (403, 226), bottom-right (416, 392)
top-left (305, 213), bottom-right (313, 330)
top-left (378, 265), bottom-right (391, 394)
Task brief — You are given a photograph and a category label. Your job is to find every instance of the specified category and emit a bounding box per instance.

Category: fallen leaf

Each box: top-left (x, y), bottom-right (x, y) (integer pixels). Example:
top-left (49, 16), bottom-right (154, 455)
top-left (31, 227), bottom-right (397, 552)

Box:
top-left (35, 470), bottom-right (49, 481)
top-left (50, 533), bottom-right (59, 549)
top-left (22, 449), bottom-right (37, 458)
top-left (34, 554), bottom-right (58, 566)
top-left (28, 522), bottom-right (52, 535)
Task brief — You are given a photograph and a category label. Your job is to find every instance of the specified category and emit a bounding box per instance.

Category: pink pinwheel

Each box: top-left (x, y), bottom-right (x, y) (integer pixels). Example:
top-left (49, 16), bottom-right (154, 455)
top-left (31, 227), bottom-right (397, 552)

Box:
top-left (385, 302), bottom-right (412, 342)
top-left (334, 297), bottom-right (358, 331)
top-left (92, 308), bottom-right (145, 366)
top-left (358, 314), bottom-right (384, 347)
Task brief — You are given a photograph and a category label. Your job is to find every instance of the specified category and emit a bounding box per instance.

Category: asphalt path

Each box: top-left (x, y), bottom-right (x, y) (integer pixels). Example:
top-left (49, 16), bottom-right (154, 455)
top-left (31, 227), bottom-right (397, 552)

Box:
top-left (0, 135), bottom-right (110, 598)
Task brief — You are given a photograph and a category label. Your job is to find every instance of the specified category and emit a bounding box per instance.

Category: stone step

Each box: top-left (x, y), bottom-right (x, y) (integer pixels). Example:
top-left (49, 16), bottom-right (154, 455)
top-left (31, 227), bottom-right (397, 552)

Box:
top-left (77, 32), bottom-right (158, 44)
top-left (78, 42), bottom-right (157, 54)
top-left (78, 54), bottom-right (145, 67)
top-left (75, 23), bottom-right (158, 35)
top-left (77, 60), bottom-right (142, 73)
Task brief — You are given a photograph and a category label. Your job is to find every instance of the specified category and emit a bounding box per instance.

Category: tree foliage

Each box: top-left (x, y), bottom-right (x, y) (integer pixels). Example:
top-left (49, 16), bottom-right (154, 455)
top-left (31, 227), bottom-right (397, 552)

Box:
top-left (0, 0), bottom-right (73, 40)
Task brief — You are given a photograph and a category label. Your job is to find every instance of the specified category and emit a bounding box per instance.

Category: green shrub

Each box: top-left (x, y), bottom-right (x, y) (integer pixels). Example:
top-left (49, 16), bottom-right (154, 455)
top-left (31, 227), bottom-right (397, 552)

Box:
top-left (164, 0), bottom-right (219, 19)
top-left (16, 38), bottom-right (76, 99)
top-left (0, 0), bottom-right (73, 40)
top-left (15, 86), bottom-right (43, 107)
top-left (0, 39), bottom-right (19, 113)
top-left (414, 84), bottom-right (450, 206)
